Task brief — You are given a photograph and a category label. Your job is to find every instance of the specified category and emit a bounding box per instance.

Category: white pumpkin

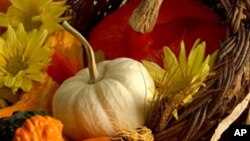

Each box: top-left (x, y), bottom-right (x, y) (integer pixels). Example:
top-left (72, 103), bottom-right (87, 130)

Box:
top-left (52, 21), bottom-right (155, 140)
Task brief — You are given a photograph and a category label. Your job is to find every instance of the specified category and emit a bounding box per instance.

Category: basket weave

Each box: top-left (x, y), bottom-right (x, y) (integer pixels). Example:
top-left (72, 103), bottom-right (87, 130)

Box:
top-left (68, 0), bottom-right (250, 140)
top-left (140, 0), bottom-right (250, 140)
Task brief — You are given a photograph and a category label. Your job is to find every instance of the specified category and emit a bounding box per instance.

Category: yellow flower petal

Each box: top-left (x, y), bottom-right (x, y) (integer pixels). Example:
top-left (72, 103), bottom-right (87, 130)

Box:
top-left (15, 24), bottom-right (28, 45)
top-left (209, 50), bottom-right (218, 67)
top-left (143, 39), bottom-right (218, 119)
top-left (12, 73), bottom-right (24, 89)
top-left (163, 47), bottom-right (179, 71)
top-left (4, 75), bottom-right (15, 88)
top-left (20, 77), bottom-right (32, 92)
top-left (24, 29), bottom-right (48, 60)
top-left (142, 60), bottom-right (165, 84)
top-left (172, 109), bottom-right (178, 120)
top-left (26, 72), bottom-right (44, 82)
top-left (6, 25), bottom-right (17, 43)
top-left (0, 0), bottom-right (69, 33)
top-left (183, 94), bottom-right (193, 104)
top-left (187, 42), bottom-right (205, 76)
top-left (0, 24), bottom-right (52, 93)
top-left (178, 41), bottom-right (187, 78)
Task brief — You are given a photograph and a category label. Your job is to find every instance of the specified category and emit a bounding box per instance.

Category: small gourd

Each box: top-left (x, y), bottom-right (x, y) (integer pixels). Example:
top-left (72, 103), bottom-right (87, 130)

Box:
top-left (52, 21), bottom-right (155, 140)
top-left (0, 110), bottom-right (48, 141)
top-left (13, 115), bottom-right (64, 141)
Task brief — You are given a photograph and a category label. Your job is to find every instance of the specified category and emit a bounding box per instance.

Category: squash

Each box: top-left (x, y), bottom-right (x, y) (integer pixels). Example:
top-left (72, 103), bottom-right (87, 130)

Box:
top-left (48, 30), bottom-right (105, 84)
top-left (0, 75), bottom-right (59, 118)
top-left (13, 115), bottom-right (64, 141)
top-left (0, 110), bottom-right (48, 141)
top-left (52, 21), bottom-right (155, 140)
top-left (89, 0), bottom-right (227, 65)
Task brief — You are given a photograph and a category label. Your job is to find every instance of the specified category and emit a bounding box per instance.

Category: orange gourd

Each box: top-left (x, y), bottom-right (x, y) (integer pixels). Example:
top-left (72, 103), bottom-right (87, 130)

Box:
top-left (0, 75), bottom-right (59, 118)
top-left (13, 115), bottom-right (64, 141)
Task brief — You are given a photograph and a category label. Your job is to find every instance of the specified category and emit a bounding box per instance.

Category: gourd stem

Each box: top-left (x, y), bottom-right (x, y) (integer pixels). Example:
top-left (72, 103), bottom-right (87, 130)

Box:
top-left (62, 21), bottom-right (100, 83)
top-left (129, 0), bottom-right (163, 33)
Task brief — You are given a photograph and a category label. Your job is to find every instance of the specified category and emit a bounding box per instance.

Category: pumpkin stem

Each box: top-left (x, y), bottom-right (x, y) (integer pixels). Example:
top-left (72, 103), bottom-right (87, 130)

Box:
top-left (62, 21), bottom-right (101, 83)
top-left (129, 0), bottom-right (163, 33)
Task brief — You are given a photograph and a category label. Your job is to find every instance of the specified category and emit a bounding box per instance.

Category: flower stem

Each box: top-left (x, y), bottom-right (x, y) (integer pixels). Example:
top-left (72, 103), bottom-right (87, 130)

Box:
top-left (62, 21), bottom-right (101, 83)
top-left (129, 0), bottom-right (163, 33)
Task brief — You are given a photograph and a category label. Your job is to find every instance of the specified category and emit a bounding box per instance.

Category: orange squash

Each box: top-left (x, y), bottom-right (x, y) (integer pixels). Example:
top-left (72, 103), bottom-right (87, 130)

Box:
top-left (0, 75), bottom-right (59, 118)
top-left (13, 115), bottom-right (64, 141)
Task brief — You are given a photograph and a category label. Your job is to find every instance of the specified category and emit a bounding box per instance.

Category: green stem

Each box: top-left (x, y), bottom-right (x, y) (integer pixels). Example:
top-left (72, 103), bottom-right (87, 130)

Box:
top-left (62, 21), bottom-right (101, 83)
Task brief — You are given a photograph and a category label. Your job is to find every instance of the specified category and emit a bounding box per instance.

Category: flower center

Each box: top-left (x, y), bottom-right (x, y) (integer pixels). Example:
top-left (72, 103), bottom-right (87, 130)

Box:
top-left (23, 14), bottom-right (42, 31)
top-left (6, 58), bottom-right (28, 76)
top-left (24, 18), bottom-right (42, 31)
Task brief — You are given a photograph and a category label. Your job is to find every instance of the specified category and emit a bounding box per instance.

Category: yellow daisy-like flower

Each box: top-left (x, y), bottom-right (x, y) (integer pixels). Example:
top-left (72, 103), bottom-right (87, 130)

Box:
top-left (143, 39), bottom-right (218, 119)
top-left (0, 24), bottom-right (53, 93)
top-left (0, 0), bottom-right (70, 32)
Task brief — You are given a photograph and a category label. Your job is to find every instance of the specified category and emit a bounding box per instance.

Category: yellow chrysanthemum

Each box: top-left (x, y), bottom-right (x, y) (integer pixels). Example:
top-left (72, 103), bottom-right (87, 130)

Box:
top-left (143, 39), bottom-right (218, 119)
top-left (0, 0), bottom-right (69, 32)
top-left (0, 24), bottom-right (53, 93)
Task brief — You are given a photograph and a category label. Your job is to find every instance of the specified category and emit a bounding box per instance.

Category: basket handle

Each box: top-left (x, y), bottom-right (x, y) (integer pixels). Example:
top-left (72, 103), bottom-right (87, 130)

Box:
top-left (129, 0), bottom-right (163, 33)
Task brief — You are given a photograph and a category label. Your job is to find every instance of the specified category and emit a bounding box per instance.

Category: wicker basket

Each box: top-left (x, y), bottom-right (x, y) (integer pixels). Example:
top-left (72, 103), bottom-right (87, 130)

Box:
top-left (139, 0), bottom-right (250, 140)
top-left (68, 0), bottom-right (250, 140)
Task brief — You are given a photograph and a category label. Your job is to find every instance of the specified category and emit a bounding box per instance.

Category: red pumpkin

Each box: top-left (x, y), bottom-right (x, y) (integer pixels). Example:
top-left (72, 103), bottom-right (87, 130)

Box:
top-left (89, 0), bottom-right (227, 64)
